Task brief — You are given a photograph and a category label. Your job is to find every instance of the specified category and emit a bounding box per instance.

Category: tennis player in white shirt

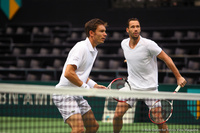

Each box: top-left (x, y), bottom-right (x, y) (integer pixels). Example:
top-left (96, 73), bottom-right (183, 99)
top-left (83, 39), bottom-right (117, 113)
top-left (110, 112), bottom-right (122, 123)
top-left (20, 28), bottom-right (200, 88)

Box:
top-left (53, 18), bottom-right (107, 133)
top-left (113, 18), bottom-right (187, 133)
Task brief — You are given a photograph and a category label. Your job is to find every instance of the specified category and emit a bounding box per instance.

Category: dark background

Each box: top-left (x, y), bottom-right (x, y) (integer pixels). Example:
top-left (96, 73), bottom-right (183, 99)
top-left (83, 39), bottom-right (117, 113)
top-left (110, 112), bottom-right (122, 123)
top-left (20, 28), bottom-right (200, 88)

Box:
top-left (1, 0), bottom-right (200, 28)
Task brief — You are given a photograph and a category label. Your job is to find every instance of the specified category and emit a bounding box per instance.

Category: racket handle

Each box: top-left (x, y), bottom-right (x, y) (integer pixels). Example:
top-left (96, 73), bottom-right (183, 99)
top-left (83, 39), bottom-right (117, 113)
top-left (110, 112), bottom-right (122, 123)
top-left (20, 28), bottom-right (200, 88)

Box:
top-left (174, 85), bottom-right (181, 93)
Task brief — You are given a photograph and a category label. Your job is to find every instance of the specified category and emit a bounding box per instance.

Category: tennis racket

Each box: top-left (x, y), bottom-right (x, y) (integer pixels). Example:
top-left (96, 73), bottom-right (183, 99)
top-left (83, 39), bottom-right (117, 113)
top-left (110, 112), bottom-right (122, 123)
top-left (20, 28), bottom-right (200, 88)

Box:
top-left (107, 78), bottom-right (131, 102)
top-left (148, 85), bottom-right (181, 124)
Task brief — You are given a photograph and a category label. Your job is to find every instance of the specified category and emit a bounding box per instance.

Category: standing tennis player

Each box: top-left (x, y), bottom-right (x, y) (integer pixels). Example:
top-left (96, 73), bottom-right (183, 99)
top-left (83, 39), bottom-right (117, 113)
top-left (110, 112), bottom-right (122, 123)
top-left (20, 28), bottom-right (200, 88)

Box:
top-left (113, 18), bottom-right (187, 133)
top-left (53, 18), bottom-right (107, 133)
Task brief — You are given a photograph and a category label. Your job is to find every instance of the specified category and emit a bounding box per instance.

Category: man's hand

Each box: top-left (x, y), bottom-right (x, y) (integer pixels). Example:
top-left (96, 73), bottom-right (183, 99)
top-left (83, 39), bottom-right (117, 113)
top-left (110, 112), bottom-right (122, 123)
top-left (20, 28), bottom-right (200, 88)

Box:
top-left (94, 84), bottom-right (108, 89)
top-left (177, 76), bottom-right (187, 87)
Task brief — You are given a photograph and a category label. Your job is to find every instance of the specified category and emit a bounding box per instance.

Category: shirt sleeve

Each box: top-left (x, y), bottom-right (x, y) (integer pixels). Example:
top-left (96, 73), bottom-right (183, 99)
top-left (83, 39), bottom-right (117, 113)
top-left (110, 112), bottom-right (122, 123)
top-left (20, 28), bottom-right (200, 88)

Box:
top-left (148, 41), bottom-right (162, 56)
top-left (67, 44), bottom-right (85, 69)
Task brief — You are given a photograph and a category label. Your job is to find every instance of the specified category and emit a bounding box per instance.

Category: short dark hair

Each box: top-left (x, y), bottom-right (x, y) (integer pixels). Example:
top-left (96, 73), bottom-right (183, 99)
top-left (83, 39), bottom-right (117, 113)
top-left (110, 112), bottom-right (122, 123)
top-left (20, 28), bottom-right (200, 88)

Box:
top-left (85, 18), bottom-right (108, 37)
top-left (127, 18), bottom-right (139, 28)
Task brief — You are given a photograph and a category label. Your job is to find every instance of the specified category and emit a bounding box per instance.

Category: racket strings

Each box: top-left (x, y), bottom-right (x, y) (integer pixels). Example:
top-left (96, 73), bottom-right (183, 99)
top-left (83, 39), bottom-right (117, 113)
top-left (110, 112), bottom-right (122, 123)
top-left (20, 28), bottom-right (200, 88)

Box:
top-left (110, 79), bottom-right (131, 102)
top-left (110, 80), bottom-right (126, 90)
top-left (150, 100), bottom-right (172, 124)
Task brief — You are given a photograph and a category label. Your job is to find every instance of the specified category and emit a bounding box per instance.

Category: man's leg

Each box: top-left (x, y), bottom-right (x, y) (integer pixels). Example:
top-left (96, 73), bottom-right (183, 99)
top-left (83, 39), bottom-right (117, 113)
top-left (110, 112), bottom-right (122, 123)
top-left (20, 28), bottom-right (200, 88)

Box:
top-left (82, 109), bottom-right (99, 133)
top-left (145, 90), bottom-right (169, 133)
top-left (66, 113), bottom-right (85, 133)
top-left (151, 107), bottom-right (169, 133)
top-left (157, 123), bottom-right (169, 133)
top-left (113, 102), bottom-right (130, 133)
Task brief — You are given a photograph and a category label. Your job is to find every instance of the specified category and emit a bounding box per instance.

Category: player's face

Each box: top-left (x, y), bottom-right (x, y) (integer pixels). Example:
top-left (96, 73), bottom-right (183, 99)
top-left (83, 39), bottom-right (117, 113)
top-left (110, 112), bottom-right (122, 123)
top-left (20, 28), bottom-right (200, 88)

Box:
top-left (93, 25), bottom-right (107, 45)
top-left (126, 20), bottom-right (141, 40)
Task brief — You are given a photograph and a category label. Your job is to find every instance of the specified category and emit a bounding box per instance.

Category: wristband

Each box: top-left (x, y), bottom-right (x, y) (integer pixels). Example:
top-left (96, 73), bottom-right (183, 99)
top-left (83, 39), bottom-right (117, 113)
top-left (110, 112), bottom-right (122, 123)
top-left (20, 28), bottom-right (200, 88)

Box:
top-left (81, 83), bottom-right (90, 89)
top-left (87, 79), bottom-right (97, 88)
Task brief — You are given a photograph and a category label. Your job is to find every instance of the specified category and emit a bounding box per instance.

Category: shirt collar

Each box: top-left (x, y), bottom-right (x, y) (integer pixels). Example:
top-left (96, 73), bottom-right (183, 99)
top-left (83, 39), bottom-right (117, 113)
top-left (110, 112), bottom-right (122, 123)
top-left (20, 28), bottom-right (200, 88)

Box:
top-left (86, 37), bottom-right (97, 52)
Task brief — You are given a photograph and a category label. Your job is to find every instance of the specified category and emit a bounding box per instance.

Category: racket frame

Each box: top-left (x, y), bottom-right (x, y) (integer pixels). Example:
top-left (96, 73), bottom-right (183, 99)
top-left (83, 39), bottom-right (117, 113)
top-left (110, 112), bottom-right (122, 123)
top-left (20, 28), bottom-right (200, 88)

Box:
top-left (148, 85), bottom-right (181, 124)
top-left (148, 99), bottom-right (173, 124)
top-left (107, 78), bottom-right (131, 102)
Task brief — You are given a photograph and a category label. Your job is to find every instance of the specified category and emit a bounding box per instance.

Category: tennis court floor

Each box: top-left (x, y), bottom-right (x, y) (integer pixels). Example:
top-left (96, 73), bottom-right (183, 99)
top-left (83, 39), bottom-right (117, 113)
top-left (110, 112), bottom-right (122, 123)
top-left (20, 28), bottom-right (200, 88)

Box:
top-left (1, 116), bottom-right (199, 133)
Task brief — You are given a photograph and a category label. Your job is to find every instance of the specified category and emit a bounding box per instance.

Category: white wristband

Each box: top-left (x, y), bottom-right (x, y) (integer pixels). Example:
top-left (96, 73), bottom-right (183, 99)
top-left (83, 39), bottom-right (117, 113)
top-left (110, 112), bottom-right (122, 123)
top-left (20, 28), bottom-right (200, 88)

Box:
top-left (87, 79), bottom-right (97, 88)
top-left (81, 83), bottom-right (90, 89)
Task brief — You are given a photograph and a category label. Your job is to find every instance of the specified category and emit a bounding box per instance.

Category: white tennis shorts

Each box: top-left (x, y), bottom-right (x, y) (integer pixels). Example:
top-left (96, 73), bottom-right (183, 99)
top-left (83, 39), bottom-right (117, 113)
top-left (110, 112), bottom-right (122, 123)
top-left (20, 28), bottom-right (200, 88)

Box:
top-left (53, 95), bottom-right (91, 122)
top-left (119, 87), bottom-right (161, 108)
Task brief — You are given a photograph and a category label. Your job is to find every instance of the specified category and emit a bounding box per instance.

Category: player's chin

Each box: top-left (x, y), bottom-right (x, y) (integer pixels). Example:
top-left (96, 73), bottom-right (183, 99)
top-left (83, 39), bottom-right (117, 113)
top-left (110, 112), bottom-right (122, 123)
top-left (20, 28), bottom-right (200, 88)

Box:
top-left (99, 40), bottom-right (105, 44)
top-left (133, 36), bottom-right (139, 40)
top-left (102, 38), bottom-right (106, 42)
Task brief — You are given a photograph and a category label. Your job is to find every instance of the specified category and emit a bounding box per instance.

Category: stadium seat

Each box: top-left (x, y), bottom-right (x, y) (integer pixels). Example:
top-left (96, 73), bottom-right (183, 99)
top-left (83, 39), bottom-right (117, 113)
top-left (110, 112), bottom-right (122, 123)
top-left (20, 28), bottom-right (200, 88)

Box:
top-left (194, 0), bottom-right (200, 6)
top-left (30, 59), bottom-right (41, 69)
top-left (133, 0), bottom-right (145, 8)
top-left (152, 31), bottom-right (163, 39)
top-left (97, 48), bottom-right (107, 54)
top-left (175, 48), bottom-right (189, 55)
top-left (6, 27), bottom-right (14, 34)
top-left (69, 32), bottom-right (79, 40)
top-left (32, 27), bottom-right (41, 34)
top-left (8, 73), bottom-right (24, 80)
top-left (93, 60), bottom-right (108, 69)
top-left (43, 26), bottom-right (51, 35)
top-left (63, 48), bottom-right (71, 55)
top-left (52, 48), bottom-right (61, 55)
top-left (163, 48), bottom-right (174, 55)
top-left (26, 73), bottom-right (38, 81)
top-left (13, 47), bottom-right (22, 55)
top-left (81, 32), bottom-right (87, 39)
top-left (188, 60), bottom-right (200, 70)
top-left (52, 37), bottom-right (62, 45)
top-left (26, 48), bottom-right (35, 55)
top-left (163, 76), bottom-right (176, 84)
top-left (16, 27), bottom-right (25, 34)
top-left (141, 31), bottom-right (150, 38)
top-left (185, 77), bottom-right (195, 84)
top-left (0, 73), bottom-right (6, 79)
top-left (108, 60), bottom-right (121, 69)
top-left (185, 31), bottom-right (196, 39)
top-left (39, 48), bottom-right (49, 55)
top-left (109, 32), bottom-right (123, 40)
top-left (17, 59), bottom-right (27, 68)
top-left (98, 74), bottom-right (114, 81)
top-left (0, 20), bottom-right (199, 83)
top-left (53, 59), bottom-right (63, 70)
top-left (146, 0), bottom-right (160, 7)
top-left (41, 74), bottom-right (52, 81)
top-left (172, 31), bottom-right (184, 39)
top-left (118, 48), bottom-right (123, 55)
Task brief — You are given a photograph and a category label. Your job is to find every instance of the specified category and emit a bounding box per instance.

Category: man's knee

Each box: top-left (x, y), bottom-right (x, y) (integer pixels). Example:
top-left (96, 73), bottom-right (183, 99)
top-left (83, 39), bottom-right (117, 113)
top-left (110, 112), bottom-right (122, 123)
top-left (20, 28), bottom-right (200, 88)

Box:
top-left (93, 122), bottom-right (99, 131)
top-left (86, 121), bottom-right (99, 132)
top-left (114, 111), bottom-right (124, 120)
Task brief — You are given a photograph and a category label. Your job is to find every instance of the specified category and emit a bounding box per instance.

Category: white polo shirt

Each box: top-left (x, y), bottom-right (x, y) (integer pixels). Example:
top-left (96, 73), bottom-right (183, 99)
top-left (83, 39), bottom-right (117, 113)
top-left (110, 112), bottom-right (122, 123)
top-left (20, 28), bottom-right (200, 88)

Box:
top-left (56, 38), bottom-right (98, 88)
top-left (121, 36), bottom-right (162, 90)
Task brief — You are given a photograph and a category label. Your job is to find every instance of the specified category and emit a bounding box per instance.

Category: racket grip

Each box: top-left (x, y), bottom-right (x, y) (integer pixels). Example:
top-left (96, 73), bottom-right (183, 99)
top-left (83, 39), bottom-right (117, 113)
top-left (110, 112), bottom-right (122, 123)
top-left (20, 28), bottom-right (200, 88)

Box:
top-left (174, 85), bottom-right (181, 93)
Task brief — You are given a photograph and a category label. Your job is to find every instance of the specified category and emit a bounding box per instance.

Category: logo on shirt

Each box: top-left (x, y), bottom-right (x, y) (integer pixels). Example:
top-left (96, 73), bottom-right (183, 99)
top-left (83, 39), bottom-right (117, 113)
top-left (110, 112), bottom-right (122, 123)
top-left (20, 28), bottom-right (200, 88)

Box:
top-left (71, 110), bottom-right (75, 113)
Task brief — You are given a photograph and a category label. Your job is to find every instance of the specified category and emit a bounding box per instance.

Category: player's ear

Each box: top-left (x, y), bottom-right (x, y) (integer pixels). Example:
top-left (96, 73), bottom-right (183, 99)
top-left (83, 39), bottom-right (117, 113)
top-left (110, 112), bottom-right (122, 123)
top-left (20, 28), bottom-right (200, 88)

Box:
top-left (126, 28), bottom-right (129, 33)
top-left (89, 30), bottom-right (94, 37)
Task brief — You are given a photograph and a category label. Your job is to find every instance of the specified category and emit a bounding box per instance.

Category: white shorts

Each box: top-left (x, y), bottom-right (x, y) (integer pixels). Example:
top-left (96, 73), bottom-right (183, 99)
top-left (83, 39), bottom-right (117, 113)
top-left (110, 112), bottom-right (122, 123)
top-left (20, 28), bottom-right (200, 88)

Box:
top-left (119, 87), bottom-right (161, 108)
top-left (53, 95), bottom-right (91, 122)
